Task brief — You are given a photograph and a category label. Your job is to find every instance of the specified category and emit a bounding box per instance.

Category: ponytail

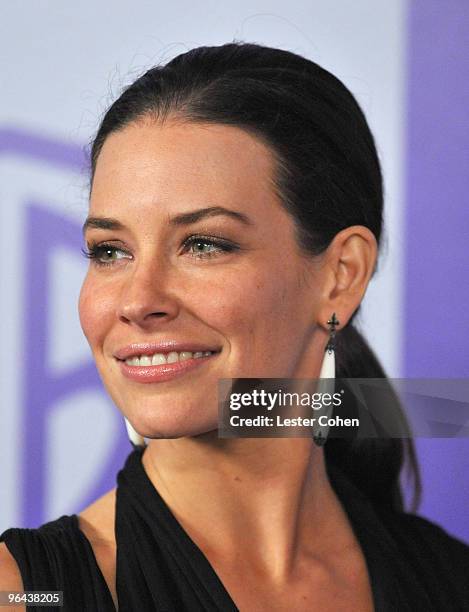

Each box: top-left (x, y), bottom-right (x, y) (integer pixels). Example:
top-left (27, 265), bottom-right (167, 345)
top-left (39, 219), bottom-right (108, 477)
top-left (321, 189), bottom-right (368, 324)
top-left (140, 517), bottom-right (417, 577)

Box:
top-left (89, 41), bottom-right (421, 514)
top-left (325, 322), bottom-right (422, 513)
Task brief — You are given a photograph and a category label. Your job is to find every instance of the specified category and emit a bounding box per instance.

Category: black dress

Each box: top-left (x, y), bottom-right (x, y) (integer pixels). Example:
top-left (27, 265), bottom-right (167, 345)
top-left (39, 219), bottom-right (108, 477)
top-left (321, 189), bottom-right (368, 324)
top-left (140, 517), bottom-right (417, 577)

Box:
top-left (1, 447), bottom-right (468, 611)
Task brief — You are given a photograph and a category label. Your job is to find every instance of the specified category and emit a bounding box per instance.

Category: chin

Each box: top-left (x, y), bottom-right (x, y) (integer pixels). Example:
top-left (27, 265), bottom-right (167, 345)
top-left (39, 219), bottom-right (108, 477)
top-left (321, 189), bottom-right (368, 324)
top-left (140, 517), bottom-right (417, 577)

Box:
top-left (124, 402), bottom-right (218, 440)
top-left (144, 426), bottom-right (218, 440)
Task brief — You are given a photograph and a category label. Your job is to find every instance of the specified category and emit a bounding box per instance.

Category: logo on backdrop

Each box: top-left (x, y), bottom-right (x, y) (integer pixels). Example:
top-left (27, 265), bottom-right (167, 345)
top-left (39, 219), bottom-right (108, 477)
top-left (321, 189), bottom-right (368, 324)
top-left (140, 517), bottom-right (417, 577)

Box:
top-left (0, 128), bottom-right (129, 528)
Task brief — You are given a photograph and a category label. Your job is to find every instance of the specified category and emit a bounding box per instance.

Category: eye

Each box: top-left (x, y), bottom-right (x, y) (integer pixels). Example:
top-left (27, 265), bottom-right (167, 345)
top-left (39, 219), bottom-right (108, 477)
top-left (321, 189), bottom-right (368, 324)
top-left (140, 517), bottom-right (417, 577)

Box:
top-left (182, 235), bottom-right (239, 259)
top-left (81, 243), bottom-right (131, 267)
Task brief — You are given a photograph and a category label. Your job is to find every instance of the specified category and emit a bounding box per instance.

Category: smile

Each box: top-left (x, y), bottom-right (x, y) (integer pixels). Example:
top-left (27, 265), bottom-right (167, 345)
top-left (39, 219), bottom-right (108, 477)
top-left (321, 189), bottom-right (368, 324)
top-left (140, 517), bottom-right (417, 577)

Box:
top-left (116, 350), bottom-right (219, 384)
top-left (123, 350), bottom-right (216, 366)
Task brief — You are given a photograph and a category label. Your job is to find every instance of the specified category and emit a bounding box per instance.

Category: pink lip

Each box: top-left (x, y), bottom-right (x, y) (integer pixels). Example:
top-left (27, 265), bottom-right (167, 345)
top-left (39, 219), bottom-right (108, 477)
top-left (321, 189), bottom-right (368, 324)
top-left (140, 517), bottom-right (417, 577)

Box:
top-left (117, 352), bottom-right (217, 384)
top-left (114, 341), bottom-right (220, 361)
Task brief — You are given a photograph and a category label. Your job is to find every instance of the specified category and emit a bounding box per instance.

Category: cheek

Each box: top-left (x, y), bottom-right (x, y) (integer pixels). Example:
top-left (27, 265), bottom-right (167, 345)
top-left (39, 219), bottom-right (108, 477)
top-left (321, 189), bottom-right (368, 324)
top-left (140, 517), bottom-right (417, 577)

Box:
top-left (191, 267), bottom-right (298, 345)
top-left (204, 263), bottom-right (314, 376)
top-left (78, 275), bottom-right (114, 346)
top-left (188, 274), bottom-right (273, 325)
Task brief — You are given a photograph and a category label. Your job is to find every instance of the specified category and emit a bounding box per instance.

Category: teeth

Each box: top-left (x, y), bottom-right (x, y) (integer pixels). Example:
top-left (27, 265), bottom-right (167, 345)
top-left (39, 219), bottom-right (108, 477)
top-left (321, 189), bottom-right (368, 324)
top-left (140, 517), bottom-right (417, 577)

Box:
top-left (124, 350), bottom-right (215, 366)
top-left (151, 353), bottom-right (166, 366)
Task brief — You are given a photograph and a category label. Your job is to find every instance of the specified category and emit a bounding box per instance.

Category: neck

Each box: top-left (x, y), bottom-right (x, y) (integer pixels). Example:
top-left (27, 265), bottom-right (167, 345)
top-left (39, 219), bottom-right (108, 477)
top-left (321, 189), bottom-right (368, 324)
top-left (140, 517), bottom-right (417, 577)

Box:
top-left (141, 433), bottom-right (350, 581)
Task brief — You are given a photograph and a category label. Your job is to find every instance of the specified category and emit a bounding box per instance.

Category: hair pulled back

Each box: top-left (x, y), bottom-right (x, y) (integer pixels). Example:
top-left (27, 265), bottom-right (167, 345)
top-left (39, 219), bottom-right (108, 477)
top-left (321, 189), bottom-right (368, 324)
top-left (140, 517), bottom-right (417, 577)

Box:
top-left (90, 41), bottom-right (421, 512)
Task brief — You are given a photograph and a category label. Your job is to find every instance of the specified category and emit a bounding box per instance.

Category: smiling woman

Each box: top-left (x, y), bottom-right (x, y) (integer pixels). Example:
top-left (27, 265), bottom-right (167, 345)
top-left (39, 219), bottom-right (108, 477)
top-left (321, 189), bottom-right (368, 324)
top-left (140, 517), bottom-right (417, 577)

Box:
top-left (79, 118), bottom-right (335, 442)
top-left (1, 41), bottom-right (468, 612)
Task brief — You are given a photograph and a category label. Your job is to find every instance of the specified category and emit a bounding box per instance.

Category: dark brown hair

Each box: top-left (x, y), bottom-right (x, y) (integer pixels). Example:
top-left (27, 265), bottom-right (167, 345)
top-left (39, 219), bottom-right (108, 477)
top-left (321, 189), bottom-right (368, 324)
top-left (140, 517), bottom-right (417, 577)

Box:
top-left (89, 41), bottom-right (421, 512)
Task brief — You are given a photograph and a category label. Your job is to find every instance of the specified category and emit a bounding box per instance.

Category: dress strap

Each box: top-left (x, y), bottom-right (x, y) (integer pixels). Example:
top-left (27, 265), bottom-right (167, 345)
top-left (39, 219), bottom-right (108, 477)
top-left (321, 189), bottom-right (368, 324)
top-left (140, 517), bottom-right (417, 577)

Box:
top-left (116, 447), bottom-right (239, 611)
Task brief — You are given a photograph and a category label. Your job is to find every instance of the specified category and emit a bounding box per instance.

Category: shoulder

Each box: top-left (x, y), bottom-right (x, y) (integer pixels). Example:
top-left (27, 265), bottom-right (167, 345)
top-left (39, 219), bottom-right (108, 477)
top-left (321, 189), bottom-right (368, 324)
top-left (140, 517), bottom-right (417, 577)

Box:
top-left (396, 511), bottom-right (469, 561)
top-left (77, 488), bottom-right (117, 608)
top-left (0, 491), bottom-right (116, 603)
top-left (0, 513), bottom-right (85, 594)
top-left (0, 514), bottom-right (77, 562)
top-left (0, 541), bottom-right (23, 587)
top-left (77, 487), bottom-right (116, 548)
top-left (390, 510), bottom-right (469, 554)
top-left (378, 507), bottom-right (469, 598)
top-left (0, 542), bottom-right (25, 611)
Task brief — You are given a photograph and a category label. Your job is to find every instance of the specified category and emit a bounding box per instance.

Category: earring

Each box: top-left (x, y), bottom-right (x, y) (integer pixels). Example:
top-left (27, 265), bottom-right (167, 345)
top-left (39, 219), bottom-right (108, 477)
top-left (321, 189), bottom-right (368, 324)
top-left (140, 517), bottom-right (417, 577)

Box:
top-left (313, 312), bottom-right (339, 447)
top-left (124, 416), bottom-right (147, 449)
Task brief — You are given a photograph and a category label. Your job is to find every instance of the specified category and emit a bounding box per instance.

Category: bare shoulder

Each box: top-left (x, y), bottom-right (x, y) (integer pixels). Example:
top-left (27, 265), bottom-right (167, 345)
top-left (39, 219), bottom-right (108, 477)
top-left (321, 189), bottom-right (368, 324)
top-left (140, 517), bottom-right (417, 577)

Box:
top-left (0, 542), bottom-right (24, 588)
top-left (0, 542), bottom-right (25, 611)
top-left (78, 487), bottom-right (116, 546)
top-left (77, 487), bottom-right (118, 608)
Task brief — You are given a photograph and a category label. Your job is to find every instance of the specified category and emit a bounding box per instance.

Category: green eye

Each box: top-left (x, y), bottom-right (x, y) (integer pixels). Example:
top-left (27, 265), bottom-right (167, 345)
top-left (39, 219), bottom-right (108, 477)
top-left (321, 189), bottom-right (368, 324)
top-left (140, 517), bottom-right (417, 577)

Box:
top-left (188, 240), bottom-right (218, 255)
top-left (182, 236), bottom-right (238, 259)
top-left (81, 244), bottom-right (131, 266)
top-left (99, 247), bottom-right (119, 261)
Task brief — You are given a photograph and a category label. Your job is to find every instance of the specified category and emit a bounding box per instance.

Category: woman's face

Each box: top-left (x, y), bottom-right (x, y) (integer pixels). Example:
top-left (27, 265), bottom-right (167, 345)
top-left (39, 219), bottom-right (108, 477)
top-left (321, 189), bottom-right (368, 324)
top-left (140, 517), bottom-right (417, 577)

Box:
top-left (79, 119), bottom-right (327, 438)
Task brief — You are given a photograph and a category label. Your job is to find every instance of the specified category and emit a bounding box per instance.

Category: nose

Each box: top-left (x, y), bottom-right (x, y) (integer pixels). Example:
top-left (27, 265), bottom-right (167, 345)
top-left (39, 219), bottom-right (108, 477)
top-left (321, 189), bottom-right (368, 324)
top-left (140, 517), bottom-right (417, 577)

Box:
top-left (116, 258), bottom-right (180, 328)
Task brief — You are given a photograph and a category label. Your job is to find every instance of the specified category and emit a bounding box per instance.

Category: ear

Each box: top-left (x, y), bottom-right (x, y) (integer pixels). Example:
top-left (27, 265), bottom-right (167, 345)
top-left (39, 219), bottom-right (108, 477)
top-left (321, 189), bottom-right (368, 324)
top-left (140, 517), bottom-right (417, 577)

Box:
top-left (316, 225), bottom-right (378, 332)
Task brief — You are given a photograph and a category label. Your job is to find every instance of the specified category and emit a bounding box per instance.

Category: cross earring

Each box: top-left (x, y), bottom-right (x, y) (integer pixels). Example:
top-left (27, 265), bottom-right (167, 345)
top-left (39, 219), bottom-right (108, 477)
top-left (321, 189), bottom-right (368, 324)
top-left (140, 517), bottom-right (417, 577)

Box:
top-left (313, 312), bottom-right (340, 447)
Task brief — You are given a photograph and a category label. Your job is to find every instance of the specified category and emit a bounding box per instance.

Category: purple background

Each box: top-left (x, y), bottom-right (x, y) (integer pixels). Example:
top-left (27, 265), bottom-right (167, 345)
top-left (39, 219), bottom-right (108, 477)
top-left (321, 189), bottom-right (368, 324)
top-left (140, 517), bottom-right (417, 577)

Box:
top-left (0, 128), bottom-right (131, 528)
top-left (1, 1), bottom-right (468, 545)
top-left (403, 1), bottom-right (469, 542)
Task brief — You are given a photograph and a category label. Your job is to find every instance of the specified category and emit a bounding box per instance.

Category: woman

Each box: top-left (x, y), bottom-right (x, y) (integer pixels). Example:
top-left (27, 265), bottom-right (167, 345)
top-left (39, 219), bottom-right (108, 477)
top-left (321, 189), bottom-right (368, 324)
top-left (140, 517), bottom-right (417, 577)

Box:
top-left (1, 42), bottom-right (468, 611)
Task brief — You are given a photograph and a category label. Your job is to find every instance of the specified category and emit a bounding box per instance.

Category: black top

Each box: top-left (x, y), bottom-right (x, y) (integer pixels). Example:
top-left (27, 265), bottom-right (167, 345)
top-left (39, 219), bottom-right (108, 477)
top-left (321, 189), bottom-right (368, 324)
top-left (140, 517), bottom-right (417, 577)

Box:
top-left (1, 447), bottom-right (468, 611)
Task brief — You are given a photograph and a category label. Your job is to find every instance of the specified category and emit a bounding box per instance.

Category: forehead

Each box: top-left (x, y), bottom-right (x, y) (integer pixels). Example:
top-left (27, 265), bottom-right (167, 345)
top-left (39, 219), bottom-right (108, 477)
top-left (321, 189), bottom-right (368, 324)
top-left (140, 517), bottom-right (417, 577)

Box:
top-left (90, 119), bottom-right (281, 220)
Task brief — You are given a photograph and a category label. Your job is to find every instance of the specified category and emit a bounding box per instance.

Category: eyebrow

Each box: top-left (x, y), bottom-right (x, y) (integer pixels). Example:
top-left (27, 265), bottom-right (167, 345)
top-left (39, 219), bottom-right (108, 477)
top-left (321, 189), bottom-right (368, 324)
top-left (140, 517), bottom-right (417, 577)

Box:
top-left (82, 206), bottom-right (253, 235)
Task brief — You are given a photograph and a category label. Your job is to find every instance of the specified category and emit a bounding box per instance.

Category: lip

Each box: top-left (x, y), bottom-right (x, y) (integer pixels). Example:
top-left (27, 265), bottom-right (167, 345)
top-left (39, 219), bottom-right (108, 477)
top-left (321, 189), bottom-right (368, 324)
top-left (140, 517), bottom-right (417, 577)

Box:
top-left (114, 341), bottom-right (221, 361)
top-left (117, 351), bottom-right (217, 384)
